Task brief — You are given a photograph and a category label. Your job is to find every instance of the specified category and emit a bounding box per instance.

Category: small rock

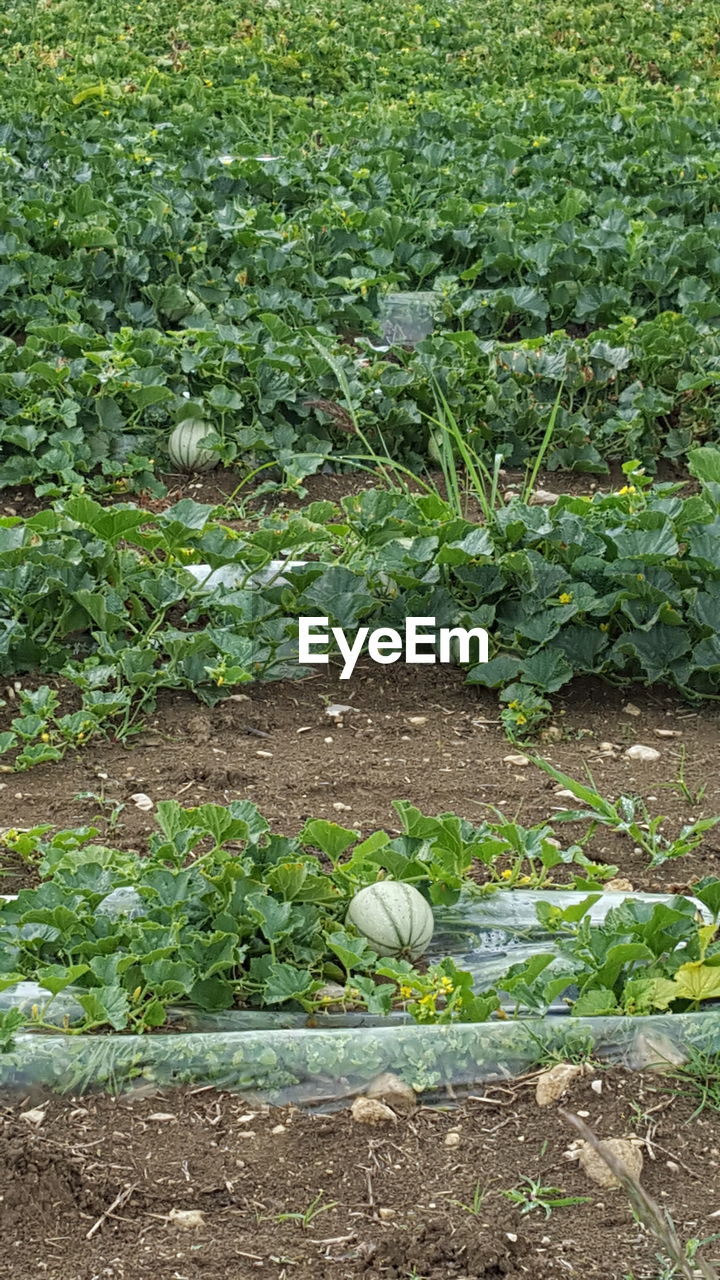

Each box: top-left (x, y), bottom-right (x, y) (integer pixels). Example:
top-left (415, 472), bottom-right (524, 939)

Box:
top-left (577, 1138), bottom-right (643, 1189)
top-left (366, 1072), bottom-right (417, 1118)
top-left (444, 1131), bottom-right (461, 1148)
top-left (624, 744), bottom-right (660, 763)
top-left (351, 1097), bottom-right (397, 1126)
top-left (324, 736), bottom-right (334, 745)
top-left (407, 716), bottom-right (427, 726)
top-left (554, 788), bottom-right (577, 799)
top-left (598, 741), bottom-right (616, 753)
top-left (535, 1062), bottom-right (586, 1107)
top-left (326, 704), bottom-right (353, 720)
top-left (168, 1209), bottom-right (206, 1229)
top-left (504, 753), bottom-right (529, 766)
top-left (147, 1112), bottom-right (177, 1122)
top-left (623, 703), bottom-right (641, 717)
top-left (529, 488), bottom-right (560, 506)
top-left (653, 727), bottom-right (681, 738)
top-left (20, 1107), bottom-right (46, 1127)
top-left (332, 802), bottom-right (352, 812)
top-left (256, 749), bottom-right (273, 759)
top-left (591, 1079), bottom-right (603, 1095)
top-left (271, 1124), bottom-right (287, 1135)
top-left (130, 792), bottom-right (153, 811)
top-left (378, 1207), bottom-right (396, 1220)
top-left (605, 877), bottom-right (634, 893)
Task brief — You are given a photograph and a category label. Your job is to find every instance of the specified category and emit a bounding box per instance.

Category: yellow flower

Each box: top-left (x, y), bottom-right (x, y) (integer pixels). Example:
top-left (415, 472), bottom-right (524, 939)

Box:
top-left (618, 484), bottom-right (636, 496)
top-left (559, 592), bottom-right (573, 604)
top-left (204, 79), bottom-right (213, 86)
top-left (40, 732), bottom-right (50, 742)
top-left (399, 984), bottom-right (413, 999)
top-left (439, 976), bottom-right (453, 992)
top-left (599, 622), bottom-right (609, 632)
top-left (501, 868), bottom-right (513, 880)
top-left (515, 713), bottom-right (527, 725)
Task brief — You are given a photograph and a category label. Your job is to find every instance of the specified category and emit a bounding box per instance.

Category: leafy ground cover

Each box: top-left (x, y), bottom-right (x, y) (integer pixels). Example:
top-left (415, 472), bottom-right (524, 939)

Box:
top-left (2, 0), bottom-right (720, 492)
top-left (5, 451), bottom-right (720, 765)
top-left (0, 785), bottom-right (717, 1040)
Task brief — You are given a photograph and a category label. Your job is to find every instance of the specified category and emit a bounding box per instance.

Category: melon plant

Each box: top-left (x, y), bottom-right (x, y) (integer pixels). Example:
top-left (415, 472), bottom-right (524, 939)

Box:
top-left (167, 422), bottom-right (217, 473)
top-left (346, 881), bottom-right (434, 960)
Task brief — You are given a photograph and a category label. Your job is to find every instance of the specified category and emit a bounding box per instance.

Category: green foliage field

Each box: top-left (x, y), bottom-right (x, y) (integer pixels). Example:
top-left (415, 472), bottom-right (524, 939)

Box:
top-left (2, 0), bottom-right (720, 490)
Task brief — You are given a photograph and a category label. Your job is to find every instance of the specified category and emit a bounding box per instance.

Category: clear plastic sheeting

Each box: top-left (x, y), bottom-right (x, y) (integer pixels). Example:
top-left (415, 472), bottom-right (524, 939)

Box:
top-left (427, 888), bottom-right (711, 955)
top-left (0, 1013), bottom-right (714, 1104)
top-left (182, 560), bottom-right (307, 592)
top-left (374, 292), bottom-right (439, 348)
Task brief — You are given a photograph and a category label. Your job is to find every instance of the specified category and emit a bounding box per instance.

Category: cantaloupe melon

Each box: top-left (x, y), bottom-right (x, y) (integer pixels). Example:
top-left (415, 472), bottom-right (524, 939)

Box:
top-left (346, 881), bottom-right (434, 960)
top-left (168, 422), bottom-right (216, 473)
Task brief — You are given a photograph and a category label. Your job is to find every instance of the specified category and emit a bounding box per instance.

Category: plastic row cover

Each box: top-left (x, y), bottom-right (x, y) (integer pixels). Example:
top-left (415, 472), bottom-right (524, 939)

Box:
top-left (0, 1012), bottom-right (713, 1104)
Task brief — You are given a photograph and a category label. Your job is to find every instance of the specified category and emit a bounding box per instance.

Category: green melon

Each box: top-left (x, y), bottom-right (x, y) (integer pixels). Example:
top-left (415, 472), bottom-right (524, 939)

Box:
top-left (168, 422), bottom-right (217, 473)
top-left (346, 881), bottom-right (434, 960)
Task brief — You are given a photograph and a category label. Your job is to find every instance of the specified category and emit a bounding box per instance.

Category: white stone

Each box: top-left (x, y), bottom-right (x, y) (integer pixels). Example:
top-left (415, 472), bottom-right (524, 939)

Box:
top-left (624, 744), bottom-right (660, 763)
top-left (168, 1209), bottom-right (206, 1229)
top-left (326, 704), bottom-right (353, 719)
top-left (130, 792), bottom-right (153, 811)
top-left (351, 1097), bottom-right (397, 1125)
top-left (366, 1072), bottom-right (417, 1117)
top-left (535, 1062), bottom-right (585, 1107)
top-left (529, 489), bottom-right (560, 506)
top-left (20, 1107), bottom-right (46, 1127)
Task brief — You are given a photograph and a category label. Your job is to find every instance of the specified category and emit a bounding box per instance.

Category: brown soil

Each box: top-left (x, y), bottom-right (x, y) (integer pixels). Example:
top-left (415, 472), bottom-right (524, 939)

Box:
top-left (0, 458), bottom-right (694, 525)
top-left (1, 666), bottom-right (718, 895)
top-left (1, 1069), bottom-right (718, 1280)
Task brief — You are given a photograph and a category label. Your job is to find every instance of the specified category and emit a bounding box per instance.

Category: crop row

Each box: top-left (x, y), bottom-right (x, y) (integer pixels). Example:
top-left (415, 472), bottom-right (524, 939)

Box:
top-left (3, 450), bottom-right (720, 764)
top-left (1, 790), bottom-right (719, 1043)
top-left (2, 0), bottom-right (720, 488)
